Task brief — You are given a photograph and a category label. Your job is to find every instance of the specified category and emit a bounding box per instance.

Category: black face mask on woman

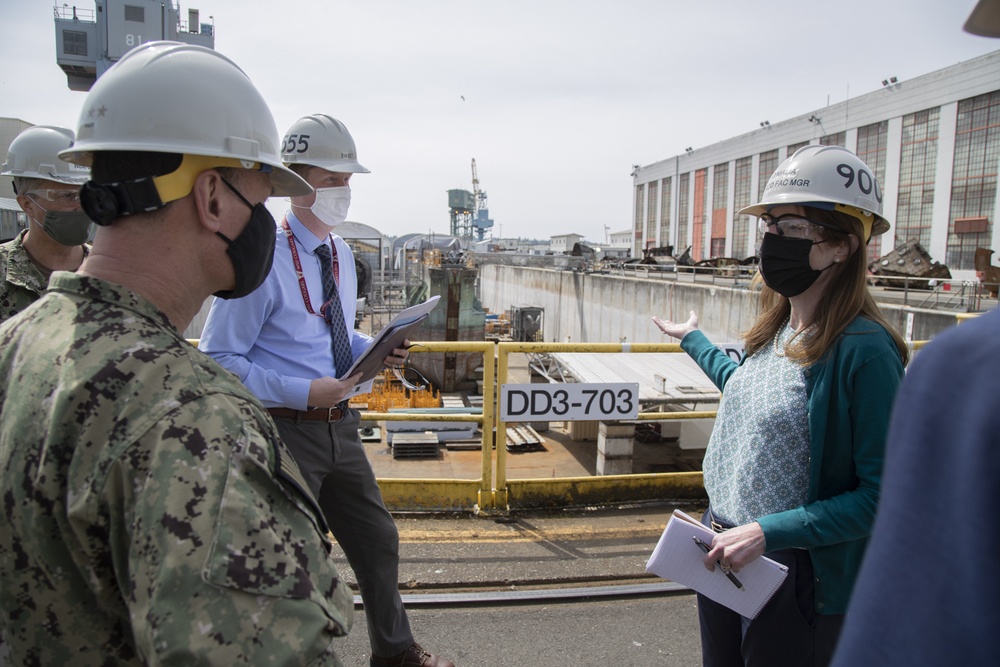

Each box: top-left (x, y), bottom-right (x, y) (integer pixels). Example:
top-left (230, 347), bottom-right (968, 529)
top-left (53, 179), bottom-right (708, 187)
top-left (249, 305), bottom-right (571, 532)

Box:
top-left (758, 232), bottom-right (836, 298)
top-left (213, 178), bottom-right (276, 300)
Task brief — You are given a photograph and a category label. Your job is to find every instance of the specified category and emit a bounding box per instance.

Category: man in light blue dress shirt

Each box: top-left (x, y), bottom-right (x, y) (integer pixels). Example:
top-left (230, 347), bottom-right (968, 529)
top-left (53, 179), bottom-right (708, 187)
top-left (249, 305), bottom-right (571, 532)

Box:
top-left (200, 114), bottom-right (455, 667)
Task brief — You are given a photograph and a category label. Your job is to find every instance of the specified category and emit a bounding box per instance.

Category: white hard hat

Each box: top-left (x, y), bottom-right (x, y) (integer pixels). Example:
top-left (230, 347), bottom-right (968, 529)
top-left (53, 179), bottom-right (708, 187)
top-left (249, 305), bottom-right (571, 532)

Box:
top-left (59, 41), bottom-right (310, 197)
top-left (738, 145), bottom-right (890, 240)
top-left (282, 114), bottom-right (370, 173)
top-left (2, 125), bottom-right (90, 186)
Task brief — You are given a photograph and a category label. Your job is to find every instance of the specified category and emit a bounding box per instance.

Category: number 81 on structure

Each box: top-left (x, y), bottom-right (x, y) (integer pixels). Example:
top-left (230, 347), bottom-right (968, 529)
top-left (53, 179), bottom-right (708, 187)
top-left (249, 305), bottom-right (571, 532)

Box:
top-left (500, 383), bottom-right (640, 421)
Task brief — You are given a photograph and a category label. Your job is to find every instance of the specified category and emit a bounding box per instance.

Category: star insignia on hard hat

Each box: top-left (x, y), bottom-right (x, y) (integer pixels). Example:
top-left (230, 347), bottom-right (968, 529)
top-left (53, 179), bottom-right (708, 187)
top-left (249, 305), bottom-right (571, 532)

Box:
top-left (97, 105), bottom-right (108, 117)
top-left (87, 107), bottom-right (95, 118)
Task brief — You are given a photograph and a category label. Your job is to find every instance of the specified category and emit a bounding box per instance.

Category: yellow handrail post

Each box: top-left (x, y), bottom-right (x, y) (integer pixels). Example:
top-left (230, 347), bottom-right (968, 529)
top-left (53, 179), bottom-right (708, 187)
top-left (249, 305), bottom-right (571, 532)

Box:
top-left (479, 343), bottom-right (497, 511)
top-left (494, 344), bottom-right (510, 510)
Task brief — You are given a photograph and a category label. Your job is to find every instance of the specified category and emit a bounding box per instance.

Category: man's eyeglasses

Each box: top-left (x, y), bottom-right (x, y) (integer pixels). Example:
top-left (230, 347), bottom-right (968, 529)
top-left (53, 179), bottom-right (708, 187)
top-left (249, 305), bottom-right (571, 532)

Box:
top-left (391, 364), bottom-right (430, 392)
top-left (26, 189), bottom-right (82, 204)
top-left (757, 214), bottom-right (825, 241)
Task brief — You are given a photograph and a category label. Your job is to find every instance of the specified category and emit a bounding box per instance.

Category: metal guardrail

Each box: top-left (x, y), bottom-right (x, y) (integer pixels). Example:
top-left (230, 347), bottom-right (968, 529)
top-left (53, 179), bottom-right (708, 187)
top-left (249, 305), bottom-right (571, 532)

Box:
top-left (361, 341), bottom-right (715, 513)
top-left (189, 336), bottom-right (936, 513)
top-left (617, 263), bottom-right (756, 288)
top-left (361, 341), bottom-right (495, 512)
top-left (53, 5), bottom-right (96, 20)
top-left (614, 265), bottom-right (998, 312)
top-left (380, 337), bottom-right (936, 513)
top-left (868, 275), bottom-right (987, 311)
top-left (492, 342), bottom-right (709, 512)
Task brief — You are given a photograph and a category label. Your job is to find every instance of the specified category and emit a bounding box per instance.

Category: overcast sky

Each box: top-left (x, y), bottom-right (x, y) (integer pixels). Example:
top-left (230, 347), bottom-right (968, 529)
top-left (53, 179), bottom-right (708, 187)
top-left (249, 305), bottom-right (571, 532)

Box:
top-left (2, 1), bottom-right (997, 243)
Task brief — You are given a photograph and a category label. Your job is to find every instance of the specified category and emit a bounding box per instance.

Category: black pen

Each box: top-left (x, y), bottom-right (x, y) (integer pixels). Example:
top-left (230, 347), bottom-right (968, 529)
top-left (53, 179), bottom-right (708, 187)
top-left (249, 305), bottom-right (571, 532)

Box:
top-left (693, 536), bottom-right (745, 591)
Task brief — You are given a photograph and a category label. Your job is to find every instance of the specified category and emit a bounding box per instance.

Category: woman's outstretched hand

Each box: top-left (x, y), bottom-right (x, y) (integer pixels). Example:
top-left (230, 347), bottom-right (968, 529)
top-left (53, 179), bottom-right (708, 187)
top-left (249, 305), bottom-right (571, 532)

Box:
top-left (652, 310), bottom-right (699, 340)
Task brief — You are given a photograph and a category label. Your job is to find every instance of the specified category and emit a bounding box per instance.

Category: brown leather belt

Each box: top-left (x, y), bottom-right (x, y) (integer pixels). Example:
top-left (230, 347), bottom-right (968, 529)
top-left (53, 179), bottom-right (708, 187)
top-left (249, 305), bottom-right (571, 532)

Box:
top-left (267, 407), bottom-right (345, 422)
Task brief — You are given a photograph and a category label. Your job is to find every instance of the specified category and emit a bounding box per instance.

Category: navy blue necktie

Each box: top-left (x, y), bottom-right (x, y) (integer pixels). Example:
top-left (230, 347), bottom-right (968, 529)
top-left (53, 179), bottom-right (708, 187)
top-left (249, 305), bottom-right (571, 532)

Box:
top-left (314, 243), bottom-right (354, 378)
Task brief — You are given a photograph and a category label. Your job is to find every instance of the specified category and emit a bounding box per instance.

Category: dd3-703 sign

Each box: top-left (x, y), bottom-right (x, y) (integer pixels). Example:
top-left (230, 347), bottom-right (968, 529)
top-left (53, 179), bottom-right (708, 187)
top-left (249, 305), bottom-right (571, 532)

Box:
top-left (500, 383), bottom-right (640, 421)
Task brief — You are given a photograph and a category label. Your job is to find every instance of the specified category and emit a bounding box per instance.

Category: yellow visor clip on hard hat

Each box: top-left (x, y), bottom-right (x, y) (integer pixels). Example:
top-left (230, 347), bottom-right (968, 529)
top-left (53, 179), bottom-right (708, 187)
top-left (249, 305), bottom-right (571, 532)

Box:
top-left (79, 153), bottom-right (274, 225)
top-left (153, 154), bottom-right (271, 205)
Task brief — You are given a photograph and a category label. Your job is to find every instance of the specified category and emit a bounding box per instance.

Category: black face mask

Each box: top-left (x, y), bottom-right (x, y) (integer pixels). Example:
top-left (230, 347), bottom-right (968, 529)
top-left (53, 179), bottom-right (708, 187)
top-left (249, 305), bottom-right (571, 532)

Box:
top-left (213, 178), bottom-right (276, 300)
top-left (758, 233), bottom-right (834, 298)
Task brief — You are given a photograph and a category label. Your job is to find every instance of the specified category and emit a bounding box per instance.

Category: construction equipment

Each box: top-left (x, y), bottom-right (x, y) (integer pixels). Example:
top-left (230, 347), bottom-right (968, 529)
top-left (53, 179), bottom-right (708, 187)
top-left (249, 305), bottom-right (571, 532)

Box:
top-left (471, 158), bottom-right (480, 207)
top-left (975, 248), bottom-right (1000, 297)
top-left (447, 188), bottom-right (475, 238)
top-left (868, 240), bottom-right (951, 289)
top-left (350, 368), bottom-right (442, 413)
top-left (510, 305), bottom-right (543, 342)
top-left (447, 159), bottom-right (494, 241)
top-left (471, 158), bottom-right (494, 241)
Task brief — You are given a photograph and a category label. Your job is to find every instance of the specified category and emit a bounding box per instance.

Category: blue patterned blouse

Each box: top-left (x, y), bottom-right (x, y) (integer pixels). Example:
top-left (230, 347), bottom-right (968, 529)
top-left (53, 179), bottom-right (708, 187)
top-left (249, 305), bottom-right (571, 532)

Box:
top-left (703, 322), bottom-right (810, 526)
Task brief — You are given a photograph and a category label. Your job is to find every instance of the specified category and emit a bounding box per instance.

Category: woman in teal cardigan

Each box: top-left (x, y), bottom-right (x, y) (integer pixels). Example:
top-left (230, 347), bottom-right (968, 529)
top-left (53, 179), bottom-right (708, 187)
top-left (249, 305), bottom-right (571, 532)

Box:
top-left (654, 146), bottom-right (908, 667)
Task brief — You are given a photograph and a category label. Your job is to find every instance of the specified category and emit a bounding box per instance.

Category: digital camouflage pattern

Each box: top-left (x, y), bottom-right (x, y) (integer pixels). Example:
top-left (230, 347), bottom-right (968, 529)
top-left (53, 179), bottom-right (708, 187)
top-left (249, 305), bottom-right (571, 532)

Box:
top-left (0, 230), bottom-right (47, 324)
top-left (0, 272), bottom-right (353, 665)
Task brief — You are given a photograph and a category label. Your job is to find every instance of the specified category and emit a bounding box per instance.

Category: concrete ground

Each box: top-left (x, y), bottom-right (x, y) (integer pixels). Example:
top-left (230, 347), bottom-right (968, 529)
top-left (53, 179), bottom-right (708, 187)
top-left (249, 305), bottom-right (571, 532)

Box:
top-left (329, 501), bottom-right (708, 666)
top-left (333, 594), bottom-right (702, 667)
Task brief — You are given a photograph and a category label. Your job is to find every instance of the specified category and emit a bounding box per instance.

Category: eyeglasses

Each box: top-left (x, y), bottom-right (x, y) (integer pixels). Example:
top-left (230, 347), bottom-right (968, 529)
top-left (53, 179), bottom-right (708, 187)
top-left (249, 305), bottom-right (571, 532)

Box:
top-left (757, 214), bottom-right (825, 241)
top-left (391, 364), bottom-right (430, 392)
top-left (26, 188), bottom-right (82, 204)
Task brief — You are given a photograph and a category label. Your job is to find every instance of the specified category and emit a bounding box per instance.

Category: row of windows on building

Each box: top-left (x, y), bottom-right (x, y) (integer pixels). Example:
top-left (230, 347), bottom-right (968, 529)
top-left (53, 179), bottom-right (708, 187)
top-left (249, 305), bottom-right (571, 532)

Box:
top-left (636, 90), bottom-right (1000, 271)
top-left (62, 4), bottom-right (150, 56)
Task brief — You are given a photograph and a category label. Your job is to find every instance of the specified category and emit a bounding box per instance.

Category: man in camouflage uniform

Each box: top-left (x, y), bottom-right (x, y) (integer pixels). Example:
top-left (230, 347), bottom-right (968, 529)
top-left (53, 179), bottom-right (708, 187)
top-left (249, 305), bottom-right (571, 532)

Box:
top-left (0, 125), bottom-right (91, 323)
top-left (0, 42), bottom-right (353, 665)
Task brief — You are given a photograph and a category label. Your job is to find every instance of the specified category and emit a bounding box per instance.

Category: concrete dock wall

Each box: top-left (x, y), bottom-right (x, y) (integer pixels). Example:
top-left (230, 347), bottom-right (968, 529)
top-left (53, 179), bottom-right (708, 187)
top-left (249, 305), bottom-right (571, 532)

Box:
top-left (479, 265), bottom-right (964, 344)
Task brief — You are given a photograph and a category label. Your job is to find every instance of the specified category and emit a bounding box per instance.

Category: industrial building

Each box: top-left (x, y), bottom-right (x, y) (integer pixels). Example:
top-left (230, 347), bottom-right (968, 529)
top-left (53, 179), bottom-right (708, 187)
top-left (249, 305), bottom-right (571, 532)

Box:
top-left (631, 49), bottom-right (1000, 277)
top-left (53, 1), bottom-right (214, 92)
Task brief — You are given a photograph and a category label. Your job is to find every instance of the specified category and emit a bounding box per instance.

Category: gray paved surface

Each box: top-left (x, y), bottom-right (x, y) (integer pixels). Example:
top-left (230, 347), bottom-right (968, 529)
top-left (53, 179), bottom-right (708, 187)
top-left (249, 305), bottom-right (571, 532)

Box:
top-left (329, 502), bottom-right (708, 666)
top-left (333, 595), bottom-right (702, 667)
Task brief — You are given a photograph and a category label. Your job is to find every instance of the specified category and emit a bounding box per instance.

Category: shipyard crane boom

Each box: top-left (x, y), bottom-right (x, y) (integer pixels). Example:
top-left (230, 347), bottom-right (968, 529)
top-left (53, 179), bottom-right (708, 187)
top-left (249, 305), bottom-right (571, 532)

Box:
top-left (471, 158), bottom-right (480, 215)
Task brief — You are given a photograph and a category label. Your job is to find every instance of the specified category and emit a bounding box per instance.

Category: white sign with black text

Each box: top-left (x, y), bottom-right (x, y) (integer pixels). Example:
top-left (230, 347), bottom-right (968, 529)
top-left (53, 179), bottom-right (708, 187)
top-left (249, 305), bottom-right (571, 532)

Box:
top-left (500, 383), bottom-right (640, 422)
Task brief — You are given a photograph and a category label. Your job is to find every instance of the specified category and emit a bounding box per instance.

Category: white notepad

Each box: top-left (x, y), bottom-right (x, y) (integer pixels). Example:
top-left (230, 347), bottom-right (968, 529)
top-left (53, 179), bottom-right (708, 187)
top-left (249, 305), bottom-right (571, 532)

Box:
top-left (645, 509), bottom-right (788, 619)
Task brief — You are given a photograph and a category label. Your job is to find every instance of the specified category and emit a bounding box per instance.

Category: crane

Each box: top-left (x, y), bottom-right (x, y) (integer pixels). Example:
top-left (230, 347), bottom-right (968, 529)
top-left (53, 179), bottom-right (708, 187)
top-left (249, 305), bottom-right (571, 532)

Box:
top-left (54, 1), bottom-right (216, 91)
top-left (469, 158), bottom-right (494, 241)
top-left (472, 158), bottom-right (480, 207)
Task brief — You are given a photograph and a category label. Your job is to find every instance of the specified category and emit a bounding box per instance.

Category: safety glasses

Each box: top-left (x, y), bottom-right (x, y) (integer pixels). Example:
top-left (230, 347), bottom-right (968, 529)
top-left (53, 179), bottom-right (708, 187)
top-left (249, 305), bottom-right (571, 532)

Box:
top-left (26, 188), bottom-right (81, 204)
top-left (757, 214), bottom-right (825, 241)
top-left (391, 364), bottom-right (430, 392)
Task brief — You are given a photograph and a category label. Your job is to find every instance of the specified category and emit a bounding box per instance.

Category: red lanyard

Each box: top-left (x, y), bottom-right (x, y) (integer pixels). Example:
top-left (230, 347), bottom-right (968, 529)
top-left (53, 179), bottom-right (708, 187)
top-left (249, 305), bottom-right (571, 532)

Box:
top-left (281, 216), bottom-right (338, 317)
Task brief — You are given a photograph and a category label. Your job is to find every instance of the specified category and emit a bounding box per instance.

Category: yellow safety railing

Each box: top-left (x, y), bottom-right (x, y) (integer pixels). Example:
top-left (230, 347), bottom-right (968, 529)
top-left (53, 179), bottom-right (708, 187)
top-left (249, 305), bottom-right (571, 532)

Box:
top-left (378, 337), bottom-right (933, 513)
top-left (190, 334), bottom-right (937, 514)
top-left (359, 341), bottom-right (717, 512)
top-left (360, 341), bottom-right (496, 512)
top-left (494, 341), bottom-right (711, 512)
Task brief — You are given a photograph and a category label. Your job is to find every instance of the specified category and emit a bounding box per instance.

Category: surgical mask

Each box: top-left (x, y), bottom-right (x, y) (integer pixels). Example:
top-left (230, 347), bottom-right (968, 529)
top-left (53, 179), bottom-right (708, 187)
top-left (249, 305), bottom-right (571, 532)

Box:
top-left (42, 210), bottom-right (95, 246)
top-left (758, 233), bottom-right (834, 298)
top-left (26, 195), bottom-right (94, 246)
top-left (310, 186), bottom-right (351, 227)
top-left (214, 178), bottom-right (277, 300)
